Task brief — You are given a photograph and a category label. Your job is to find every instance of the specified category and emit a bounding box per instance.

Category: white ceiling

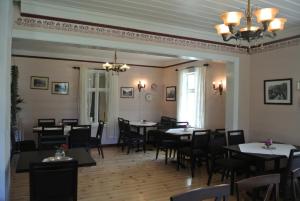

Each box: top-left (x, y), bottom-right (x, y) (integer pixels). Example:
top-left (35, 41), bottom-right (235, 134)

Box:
top-left (12, 39), bottom-right (192, 67)
top-left (20, 0), bottom-right (300, 42)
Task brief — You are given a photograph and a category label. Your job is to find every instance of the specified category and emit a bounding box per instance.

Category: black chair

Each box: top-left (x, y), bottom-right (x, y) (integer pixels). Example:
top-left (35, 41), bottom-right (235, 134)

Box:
top-left (38, 126), bottom-right (67, 150)
top-left (215, 128), bottom-right (226, 134)
top-left (177, 129), bottom-right (211, 177)
top-left (62, 119), bottom-right (79, 126)
top-left (38, 119), bottom-right (56, 127)
top-left (175, 121), bottom-right (189, 128)
top-left (207, 133), bottom-right (249, 195)
top-left (155, 131), bottom-right (178, 164)
top-left (69, 125), bottom-right (91, 150)
top-left (227, 130), bottom-right (245, 145)
top-left (123, 119), bottom-right (145, 154)
top-left (236, 174), bottom-right (280, 201)
top-left (170, 184), bottom-right (230, 201)
top-left (281, 149), bottom-right (300, 201)
top-left (30, 160), bottom-right (78, 201)
top-left (117, 117), bottom-right (126, 148)
top-left (90, 120), bottom-right (104, 158)
top-left (19, 140), bottom-right (36, 152)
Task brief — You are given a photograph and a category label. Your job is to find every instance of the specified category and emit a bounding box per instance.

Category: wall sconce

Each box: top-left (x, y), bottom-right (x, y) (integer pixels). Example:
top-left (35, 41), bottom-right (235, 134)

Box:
top-left (137, 80), bottom-right (146, 92)
top-left (213, 80), bottom-right (223, 95)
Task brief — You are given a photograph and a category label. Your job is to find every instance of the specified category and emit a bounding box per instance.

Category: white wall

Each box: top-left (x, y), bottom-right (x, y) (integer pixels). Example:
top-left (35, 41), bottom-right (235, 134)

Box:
top-left (13, 57), bottom-right (80, 141)
top-left (0, 0), bottom-right (13, 200)
top-left (250, 45), bottom-right (300, 145)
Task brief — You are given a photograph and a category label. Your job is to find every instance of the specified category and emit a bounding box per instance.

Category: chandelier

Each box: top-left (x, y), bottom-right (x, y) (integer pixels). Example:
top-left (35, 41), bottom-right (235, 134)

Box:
top-left (215, 0), bottom-right (287, 45)
top-left (103, 50), bottom-right (130, 72)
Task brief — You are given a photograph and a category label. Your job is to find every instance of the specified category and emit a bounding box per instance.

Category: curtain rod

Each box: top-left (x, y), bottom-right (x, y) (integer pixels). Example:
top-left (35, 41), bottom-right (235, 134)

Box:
top-left (175, 63), bottom-right (209, 71)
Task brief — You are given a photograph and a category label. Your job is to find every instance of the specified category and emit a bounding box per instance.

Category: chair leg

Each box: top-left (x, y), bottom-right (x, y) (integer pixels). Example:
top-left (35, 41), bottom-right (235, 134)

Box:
top-left (177, 151), bottom-right (180, 170)
top-left (156, 147), bottom-right (159, 160)
top-left (230, 170), bottom-right (235, 195)
top-left (191, 155), bottom-right (195, 177)
top-left (169, 149), bottom-right (172, 158)
top-left (99, 146), bottom-right (104, 159)
top-left (165, 149), bottom-right (168, 164)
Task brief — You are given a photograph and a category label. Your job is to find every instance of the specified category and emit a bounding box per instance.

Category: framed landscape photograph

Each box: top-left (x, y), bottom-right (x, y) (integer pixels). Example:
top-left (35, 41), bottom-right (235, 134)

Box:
top-left (30, 76), bottom-right (49, 90)
top-left (166, 86), bottom-right (176, 101)
top-left (52, 82), bottom-right (69, 95)
top-left (264, 78), bottom-right (292, 105)
top-left (120, 87), bottom-right (134, 98)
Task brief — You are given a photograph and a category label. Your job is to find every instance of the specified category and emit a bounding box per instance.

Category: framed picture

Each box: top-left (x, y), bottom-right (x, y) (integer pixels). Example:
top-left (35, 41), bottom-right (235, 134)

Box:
top-left (30, 76), bottom-right (49, 90)
top-left (166, 86), bottom-right (176, 101)
top-left (52, 82), bottom-right (69, 95)
top-left (120, 87), bottom-right (134, 98)
top-left (264, 78), bottom-right (292, 105)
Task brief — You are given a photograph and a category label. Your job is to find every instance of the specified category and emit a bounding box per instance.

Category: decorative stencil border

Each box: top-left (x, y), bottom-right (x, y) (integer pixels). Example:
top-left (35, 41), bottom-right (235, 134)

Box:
top-left (249, 37), bottom-right (300, 54)
top-left (14, 16), bottom-right (300, 55)
top-left (14, 16), bottom-right (248, 54)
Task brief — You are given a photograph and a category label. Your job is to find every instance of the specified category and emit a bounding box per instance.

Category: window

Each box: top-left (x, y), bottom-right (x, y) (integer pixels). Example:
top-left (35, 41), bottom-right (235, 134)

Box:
top-left (177, 67), bottom-right (206, 128)
top-left (87, 70), bottom-right (107, 123)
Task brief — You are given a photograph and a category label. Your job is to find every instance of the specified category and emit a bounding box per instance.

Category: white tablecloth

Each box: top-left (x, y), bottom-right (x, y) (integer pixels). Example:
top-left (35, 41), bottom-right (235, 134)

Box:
top-left (239, 143), bottom-right (296, 157)
top-left (130, 121), bottom-right (157, 127)
top-left (166, 128), bottom-right (195, 135)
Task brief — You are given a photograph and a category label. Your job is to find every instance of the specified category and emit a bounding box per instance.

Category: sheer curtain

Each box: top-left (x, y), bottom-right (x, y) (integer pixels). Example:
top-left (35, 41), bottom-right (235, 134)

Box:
top-left (177, 67), bottom-right (206, 128)
top-left (105, 72), bottom-right (119, 139)
top-left (79, 67), bottom-right (89, 124)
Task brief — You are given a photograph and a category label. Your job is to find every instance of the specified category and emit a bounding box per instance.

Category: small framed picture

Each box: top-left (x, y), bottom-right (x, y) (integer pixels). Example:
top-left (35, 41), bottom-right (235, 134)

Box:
top-left (120, 87), bottom-right (134, 98)
top-left (166, 86), bottom-right (176, 101)
top-left (52, 82), bottom-right (69, 95)
top-left (30, 76), bottom-right (49, 90)
top-left (264, 78), bottom-right (292, 105)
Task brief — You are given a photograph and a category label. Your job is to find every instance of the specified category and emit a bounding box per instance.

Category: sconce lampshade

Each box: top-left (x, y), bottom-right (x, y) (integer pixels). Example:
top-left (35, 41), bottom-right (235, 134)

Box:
top-left (221, 11), bottom-right (243, 26)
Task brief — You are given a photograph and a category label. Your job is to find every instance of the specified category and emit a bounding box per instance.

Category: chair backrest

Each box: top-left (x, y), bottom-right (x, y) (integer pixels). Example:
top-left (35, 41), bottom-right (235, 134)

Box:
top-left (96, 120), bottom-right (105, 144)
top-left (19, 140), bottom-right (36, 152)
top-left (227, 130), bottom-right (245, 145)
top-left (41, 126), bottom-right (64, 136)
top-left (191, 129), bottom-right (211, 150)
top-left (62, 119), bottom-right (79, 126)
top-left (170, 118), bottom-right (178, 128)
top-left (30, 160), bottom-right (78, 201)
top-left (215, 128), bottom-right (226, 134)
top-left (122, 119), bottom-right (131, 135)
top-left (209, 133), bottom-right (227, 157)
top-left (39, 126), bottom-right (66, 150)
top-left (69, 125), bottom-right (91, 148)
top-left (236, 174), bottom-right (280, 201)
top-left (38, 118), bottom-right (56, 127)
top-left (175, 122), bottom-right (189, 128)
top-left (287, 149), bottom-right (300, 173)
top-left (170, 184), bottom-right (230, 201)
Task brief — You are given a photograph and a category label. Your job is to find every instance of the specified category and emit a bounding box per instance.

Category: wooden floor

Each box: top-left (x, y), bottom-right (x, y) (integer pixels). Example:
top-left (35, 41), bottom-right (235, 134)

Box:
top-left (10, 147), bottom-right (237, 201)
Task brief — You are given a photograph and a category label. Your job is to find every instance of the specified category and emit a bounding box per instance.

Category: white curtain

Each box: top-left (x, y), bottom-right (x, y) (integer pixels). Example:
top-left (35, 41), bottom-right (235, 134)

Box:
top-left (194, 67), bottom-right (206, 128)
top-left (105, 72), bottom-right (119, 138)
top-left (177, 67), bottom-right (206, 128)
top-left (79, 67), bottom-right (89, 124)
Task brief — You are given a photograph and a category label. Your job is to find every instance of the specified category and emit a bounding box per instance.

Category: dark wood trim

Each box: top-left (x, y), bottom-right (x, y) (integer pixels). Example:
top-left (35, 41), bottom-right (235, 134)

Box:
top-left (20, 12), bottom-right (247, 49)
top-left (12, 54), bottom-right (165, 68)
top-left (164, 60), bottom-right (198, 68)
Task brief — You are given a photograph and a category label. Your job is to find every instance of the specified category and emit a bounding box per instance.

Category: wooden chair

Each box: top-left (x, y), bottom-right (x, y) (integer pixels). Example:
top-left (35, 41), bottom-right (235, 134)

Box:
top-left (215, 128), bottom-right (226, 134)
top-left (291, 168), bottom-right (300, 201)
top-left (30, 160), bottom-right (78, 201)
top-left (38, 126), bottom-right (67, 150)
top-left (281, 149), bottom-right (300, 201)
top-left (207, 133), bottom-right (249, 195)
top-left (170, 184), bottom-right (230, 201)
top-left (62, 119), bottom-right (79, 126)
top-left (89, 120), bottom-right (104, 158)
top-left (38, 118), bottom-right (56, 127)
top-left (123, 119), bottom-right (145, 154)
top-left (236, 174), bottom-right (280, 201)
top-left (227, 130), bottom-right (245, 145)
top-left (155, 131), bottom-right (178, 164)
top-left (117, 117), bottom-right (126, 148)
top-left (177, 129), bottom-right (211, 177)
top-left (69, 125), bottom-right (91, 150)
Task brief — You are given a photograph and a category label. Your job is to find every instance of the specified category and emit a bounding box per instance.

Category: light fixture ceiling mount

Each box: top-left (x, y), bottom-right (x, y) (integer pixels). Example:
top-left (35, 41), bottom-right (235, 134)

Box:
top-left (215, 0), bottom-right (287, 46)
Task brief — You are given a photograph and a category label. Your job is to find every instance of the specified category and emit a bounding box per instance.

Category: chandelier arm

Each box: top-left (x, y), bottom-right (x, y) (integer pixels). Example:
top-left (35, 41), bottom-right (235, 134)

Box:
top-left (221, 34), bottom-right (237, 42)
top-left (264, 31), bottom-right (277, 39)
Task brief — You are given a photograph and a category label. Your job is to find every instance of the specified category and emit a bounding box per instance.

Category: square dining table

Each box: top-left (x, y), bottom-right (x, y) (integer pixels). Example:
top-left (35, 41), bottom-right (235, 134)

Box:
top-left (16, 148), bottom-right (96, 173)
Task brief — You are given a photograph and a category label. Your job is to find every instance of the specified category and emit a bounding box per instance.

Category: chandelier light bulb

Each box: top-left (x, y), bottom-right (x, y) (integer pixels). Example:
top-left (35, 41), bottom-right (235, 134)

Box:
top-left (268, 18), bottom-right (287, 32)
top-left (254, 8), bottom-right (278, 23)
top-left (221, 11), bottom-right (243, 26)
top-left (215, 24), bottom-right (230, 35)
